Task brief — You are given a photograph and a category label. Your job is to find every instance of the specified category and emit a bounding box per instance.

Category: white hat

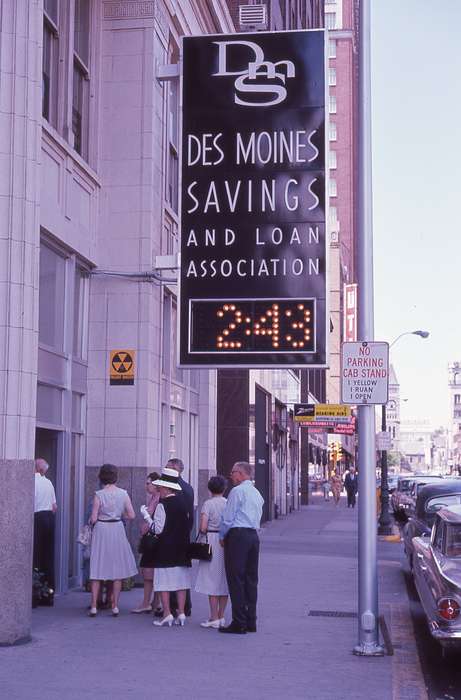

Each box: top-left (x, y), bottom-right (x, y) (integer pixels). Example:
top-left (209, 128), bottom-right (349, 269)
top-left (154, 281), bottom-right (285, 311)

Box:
top-left (152, 467), bottom-right (182, 491)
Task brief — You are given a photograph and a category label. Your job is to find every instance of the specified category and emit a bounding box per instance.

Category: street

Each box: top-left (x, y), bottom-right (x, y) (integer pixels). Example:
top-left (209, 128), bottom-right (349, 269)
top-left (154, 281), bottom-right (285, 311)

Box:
top-left (0, 495), bottom-right (437, 700)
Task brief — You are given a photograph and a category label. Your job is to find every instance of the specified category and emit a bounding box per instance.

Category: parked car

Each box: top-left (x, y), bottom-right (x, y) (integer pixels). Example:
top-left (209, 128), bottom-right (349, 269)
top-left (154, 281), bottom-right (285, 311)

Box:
top-left (412, 504), bottom-right (461, 648)
top-left (403, 480), bottom-right (461, 570)
top-left (392, 474), bottom-right (443, 520)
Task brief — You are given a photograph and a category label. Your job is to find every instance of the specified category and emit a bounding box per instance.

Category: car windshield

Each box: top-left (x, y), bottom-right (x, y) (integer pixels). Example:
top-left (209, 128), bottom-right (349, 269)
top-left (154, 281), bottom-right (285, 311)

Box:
top-left (426, 494), bottom-right (461, 513)
top-left (446, 524), bottom-right (461, 557)
top-left (399, 480), bottom-right (412, 492)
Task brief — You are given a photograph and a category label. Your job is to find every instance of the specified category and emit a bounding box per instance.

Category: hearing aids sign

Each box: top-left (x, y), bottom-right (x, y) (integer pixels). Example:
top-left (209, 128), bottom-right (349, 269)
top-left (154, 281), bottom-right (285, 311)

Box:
top-left (180, 30), bottom-right (327, 367)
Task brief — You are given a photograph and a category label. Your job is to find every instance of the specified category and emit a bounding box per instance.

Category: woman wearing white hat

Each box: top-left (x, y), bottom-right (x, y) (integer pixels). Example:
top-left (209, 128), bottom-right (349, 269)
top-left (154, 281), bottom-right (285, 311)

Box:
top-left (140, 467), bottom-right (192, 627)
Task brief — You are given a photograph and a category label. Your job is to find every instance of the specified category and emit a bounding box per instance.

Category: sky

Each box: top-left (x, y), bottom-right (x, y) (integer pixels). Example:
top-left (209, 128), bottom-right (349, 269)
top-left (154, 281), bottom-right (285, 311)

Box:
top-left (371, 1), bottom-right (461, 429)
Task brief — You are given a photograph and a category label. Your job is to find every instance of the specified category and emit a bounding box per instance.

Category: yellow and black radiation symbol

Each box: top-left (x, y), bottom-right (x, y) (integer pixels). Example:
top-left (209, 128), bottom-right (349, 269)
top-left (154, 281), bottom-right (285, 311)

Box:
top-left (111, 352), bottom-right (133, 374)
top-left (110, 350), bottom-right (135, 385)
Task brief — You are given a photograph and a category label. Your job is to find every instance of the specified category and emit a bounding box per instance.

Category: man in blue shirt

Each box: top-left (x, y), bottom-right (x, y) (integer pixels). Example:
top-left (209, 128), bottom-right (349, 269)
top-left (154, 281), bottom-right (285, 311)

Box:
top-left (219, 461), bottom-right (264, 634)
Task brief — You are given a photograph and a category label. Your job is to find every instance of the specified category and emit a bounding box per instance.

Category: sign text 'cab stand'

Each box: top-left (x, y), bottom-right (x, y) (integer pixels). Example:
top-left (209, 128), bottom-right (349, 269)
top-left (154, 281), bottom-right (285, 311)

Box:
top-left (340, 342), bottom-right (389, 406)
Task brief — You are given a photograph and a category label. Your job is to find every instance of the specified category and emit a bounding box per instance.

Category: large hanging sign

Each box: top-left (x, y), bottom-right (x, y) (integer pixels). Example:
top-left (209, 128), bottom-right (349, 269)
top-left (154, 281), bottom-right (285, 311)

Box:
top-left (179, 30), bottom-right (327, 367)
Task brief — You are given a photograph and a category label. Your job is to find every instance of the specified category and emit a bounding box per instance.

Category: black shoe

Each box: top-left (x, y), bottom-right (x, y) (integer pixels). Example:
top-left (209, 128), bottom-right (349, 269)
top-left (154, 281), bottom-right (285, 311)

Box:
top-left (246, 625), bottom-right (257, 632)
top-left (219, 622), bottom-right (246, 635)
top-left (153, 608), bottom-right (164, 618)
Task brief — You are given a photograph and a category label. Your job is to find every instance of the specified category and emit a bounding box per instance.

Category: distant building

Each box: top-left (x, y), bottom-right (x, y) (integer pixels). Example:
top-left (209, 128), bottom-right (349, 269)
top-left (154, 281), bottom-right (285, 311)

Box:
top-left (400, 419), bottom-right (432, 472)
top-left (324, 0), bottom-right (360, 471)
top-left (431, 427), bottom-right (449, 474)
top-left (448, 362), bottom-right (461, 473)
top-left (385, 364), bottom-right (401, 452)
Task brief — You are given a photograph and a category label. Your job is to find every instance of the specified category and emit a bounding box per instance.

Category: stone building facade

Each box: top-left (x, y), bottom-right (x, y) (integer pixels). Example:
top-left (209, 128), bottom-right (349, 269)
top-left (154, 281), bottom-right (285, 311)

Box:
top-left (0, 0), bottom-right (234, 645)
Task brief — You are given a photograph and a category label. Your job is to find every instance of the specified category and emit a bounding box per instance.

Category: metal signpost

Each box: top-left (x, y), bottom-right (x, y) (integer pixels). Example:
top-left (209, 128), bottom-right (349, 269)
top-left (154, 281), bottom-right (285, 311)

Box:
top-left (179, 30), bottom-right (327, 368)
top-left (354, 0), bottom-right (384, 656)
top-left (341, 341), bottom-right (389, 405)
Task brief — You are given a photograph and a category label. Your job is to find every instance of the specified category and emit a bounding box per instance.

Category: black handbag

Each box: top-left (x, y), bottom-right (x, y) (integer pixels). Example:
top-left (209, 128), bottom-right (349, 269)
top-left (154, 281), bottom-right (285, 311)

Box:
top-left (187, 533), bottom-right (212, 561)
top-left (138, 530), bottom-right (159, 557)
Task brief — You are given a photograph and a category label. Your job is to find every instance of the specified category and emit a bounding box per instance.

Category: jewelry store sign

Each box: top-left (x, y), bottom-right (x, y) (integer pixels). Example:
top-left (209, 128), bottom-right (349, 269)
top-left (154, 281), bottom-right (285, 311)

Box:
top-left (179, 30), bottom-right (327, 367)
top-left (341, 342), bottom-right (389, 405)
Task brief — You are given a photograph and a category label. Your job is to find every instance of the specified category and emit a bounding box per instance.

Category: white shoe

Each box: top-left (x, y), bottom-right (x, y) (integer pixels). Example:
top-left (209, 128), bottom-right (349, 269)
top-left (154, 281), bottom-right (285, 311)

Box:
top-left (175, 613), bottom-right (186, 627)
top-left (200, 619), bottom-right (221, 629)
top-left (131, 605), bottom-right (152, 614)
top-left (153, 614), bottom-right (174, 627)
top-left (111, 607), bottom-right (119, 617)
top-left (219, 617), bottom-right (226, 627)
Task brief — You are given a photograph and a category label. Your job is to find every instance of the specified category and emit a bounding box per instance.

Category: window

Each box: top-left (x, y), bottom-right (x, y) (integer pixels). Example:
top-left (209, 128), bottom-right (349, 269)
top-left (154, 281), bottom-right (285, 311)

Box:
top-left (328, 39), bottom-right (336, 58)
top-left (432, 519), bottom-right (444, 550)
top-left (162, 293), bottom-right (171, 376)
top-left (39, 243), bottom-right (66, 351)
top-left (73, 267), bottom-right (89, 359)
top-left (329, 122), bottom-right (337, 141)
top-left (329, 150), bottom-right (337, 169)
top-left (329, 68), bottom-right (337, 86)
top-left (455, 394), bottom-right (461, 404)
top-left (171, 299), bottom-right (183, 383)
top-left (325, 13), bottom-right (336, 30)
top-left (329, 179), bottom-right (337, 197)
top-left (72, 0), bottom-right (90, 159)
top-left (427, 495), bottom-right (461, 513)
top-left (329, 95), bottom-right (337, 114)
top-left (445, 524), bottom-right (461, 557)
top-left (71, 393), bottom-right (83, 431)
top-left (43, 3), bottom-right (59, 126)
top-left (166, 75), bottom-right (179, 212)
top-left (36, 384), bottom-right (63, 425)
top-left (329, 206), bottom-right (337, 225)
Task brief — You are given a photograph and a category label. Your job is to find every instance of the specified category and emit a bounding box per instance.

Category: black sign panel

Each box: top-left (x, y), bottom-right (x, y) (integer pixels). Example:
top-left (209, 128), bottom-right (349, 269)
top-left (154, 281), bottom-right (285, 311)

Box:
top-left (180, 30), bottom-right (327, 367)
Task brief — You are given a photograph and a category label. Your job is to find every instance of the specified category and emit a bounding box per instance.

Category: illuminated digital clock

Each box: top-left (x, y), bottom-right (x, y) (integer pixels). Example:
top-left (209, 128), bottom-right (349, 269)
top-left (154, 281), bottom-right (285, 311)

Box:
top-left (190, 299), bottom-right (316, 354)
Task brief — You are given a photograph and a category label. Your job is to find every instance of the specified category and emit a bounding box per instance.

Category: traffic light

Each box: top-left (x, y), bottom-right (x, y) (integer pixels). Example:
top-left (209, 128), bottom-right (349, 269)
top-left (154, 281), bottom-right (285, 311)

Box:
top-left (337, 442), bottom-right (343, 460)
top-left (330, 442), bottom-right (338, 462)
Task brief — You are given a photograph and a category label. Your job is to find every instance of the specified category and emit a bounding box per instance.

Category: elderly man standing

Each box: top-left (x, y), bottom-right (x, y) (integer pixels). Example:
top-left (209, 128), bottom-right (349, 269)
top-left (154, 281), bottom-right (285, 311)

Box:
top-left (219, 461), bottom-right (264, 635)
top-left (33, 458), bottom-right (57, 594)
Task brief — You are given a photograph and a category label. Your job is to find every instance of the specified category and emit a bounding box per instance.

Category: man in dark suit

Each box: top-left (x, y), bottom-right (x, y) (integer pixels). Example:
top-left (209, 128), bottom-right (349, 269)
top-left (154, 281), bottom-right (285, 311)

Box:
top-left (166, 458), bottom-right (194, 616)
top-left (344, 467), bottom-right (358, 508)
top-left (167, 458), bottom-right (194, 531)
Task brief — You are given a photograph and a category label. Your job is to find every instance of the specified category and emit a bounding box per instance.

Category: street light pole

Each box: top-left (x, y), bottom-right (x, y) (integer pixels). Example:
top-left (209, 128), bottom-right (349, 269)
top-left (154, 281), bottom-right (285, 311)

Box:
top-left (377, 404), bottom-right (392, 534)
top-left (377, 330), bottom-right (429, 536)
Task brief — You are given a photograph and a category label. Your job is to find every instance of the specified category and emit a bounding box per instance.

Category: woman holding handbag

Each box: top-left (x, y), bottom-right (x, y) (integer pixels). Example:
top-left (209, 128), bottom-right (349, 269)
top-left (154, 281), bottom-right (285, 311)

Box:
top-left (131, 471), bottom-right (161, 615)
top-left (141, 467), bottom-right (192, 627)
top-left (195, 475), bottom-right (229, 629)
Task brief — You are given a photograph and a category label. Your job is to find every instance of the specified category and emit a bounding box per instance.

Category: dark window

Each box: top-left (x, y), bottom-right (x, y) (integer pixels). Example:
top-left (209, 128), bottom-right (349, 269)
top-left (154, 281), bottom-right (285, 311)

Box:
top-left (42, 14), bottom-right (58, 126)
top-left (72, 0), bottom-right (90, 160)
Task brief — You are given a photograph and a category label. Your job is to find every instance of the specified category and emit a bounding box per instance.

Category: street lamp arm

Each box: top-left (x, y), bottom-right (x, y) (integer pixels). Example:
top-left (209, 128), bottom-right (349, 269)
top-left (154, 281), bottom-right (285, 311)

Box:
top-left (389, 330), bottom-right (430, 348)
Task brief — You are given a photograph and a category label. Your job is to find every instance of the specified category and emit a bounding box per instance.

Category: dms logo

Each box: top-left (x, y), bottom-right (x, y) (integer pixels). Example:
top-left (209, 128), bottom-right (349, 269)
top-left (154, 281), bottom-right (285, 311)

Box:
top-left (213, 40), bottom-right (295, 107)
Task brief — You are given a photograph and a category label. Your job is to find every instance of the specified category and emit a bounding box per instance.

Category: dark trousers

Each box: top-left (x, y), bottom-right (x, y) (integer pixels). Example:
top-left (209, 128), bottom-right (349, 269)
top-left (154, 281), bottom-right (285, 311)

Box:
top-left (33, 511), bottom-right (55, 589)
top-left (346, 490), bottom-right (357, 508)
top-left (224, 528), bottom-right (259, 628)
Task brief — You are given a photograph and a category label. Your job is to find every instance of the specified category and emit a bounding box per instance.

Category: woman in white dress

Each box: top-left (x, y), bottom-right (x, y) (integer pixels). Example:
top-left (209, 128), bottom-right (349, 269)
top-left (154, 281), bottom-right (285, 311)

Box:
top-left (195, 476), bottom-right (229, 629)
top-left (141, 467), bottom-right (192, 628)
top-left (88, 464), bottom-right (138, 617)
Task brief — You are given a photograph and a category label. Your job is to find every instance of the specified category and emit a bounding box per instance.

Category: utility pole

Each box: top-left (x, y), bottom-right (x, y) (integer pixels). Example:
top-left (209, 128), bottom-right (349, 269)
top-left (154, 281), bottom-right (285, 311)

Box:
top-left (354, 0), bottom-right (384, 656)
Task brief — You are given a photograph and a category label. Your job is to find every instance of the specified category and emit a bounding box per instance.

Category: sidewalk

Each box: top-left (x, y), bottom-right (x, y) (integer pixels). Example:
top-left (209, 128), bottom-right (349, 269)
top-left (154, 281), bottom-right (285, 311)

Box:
top-left (0, 496), bottom-right (427, 700)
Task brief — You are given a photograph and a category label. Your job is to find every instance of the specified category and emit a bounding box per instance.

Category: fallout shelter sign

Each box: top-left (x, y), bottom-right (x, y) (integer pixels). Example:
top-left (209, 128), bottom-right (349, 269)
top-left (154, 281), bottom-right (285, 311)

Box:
top-left (179, 30), bottom-right (327, 367)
